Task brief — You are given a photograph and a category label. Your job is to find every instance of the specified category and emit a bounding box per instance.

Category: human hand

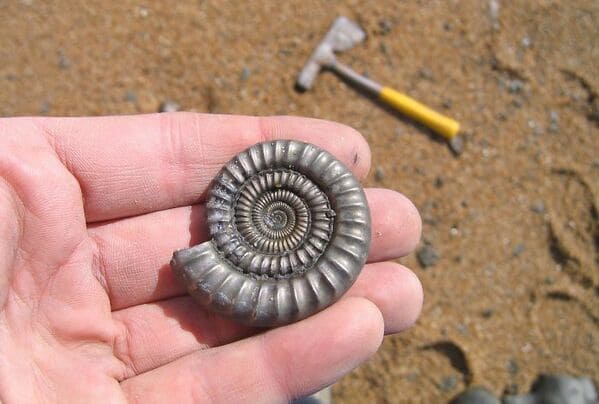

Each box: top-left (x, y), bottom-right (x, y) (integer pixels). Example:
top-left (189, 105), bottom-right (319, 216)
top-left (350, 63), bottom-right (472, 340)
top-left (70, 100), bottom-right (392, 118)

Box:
top-left (0, 113), bottom-right (422, 403)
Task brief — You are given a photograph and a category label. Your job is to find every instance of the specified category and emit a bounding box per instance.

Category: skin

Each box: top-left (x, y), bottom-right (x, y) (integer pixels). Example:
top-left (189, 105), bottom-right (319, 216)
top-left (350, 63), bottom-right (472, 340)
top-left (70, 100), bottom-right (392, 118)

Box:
top-left (0, 113), bottom-right (423, 403)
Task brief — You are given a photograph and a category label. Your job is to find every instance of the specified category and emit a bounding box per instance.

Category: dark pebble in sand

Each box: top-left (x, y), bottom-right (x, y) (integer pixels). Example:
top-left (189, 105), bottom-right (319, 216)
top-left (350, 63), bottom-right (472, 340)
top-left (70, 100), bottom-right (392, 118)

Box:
top-left (240, 67), bottom-right (251, 81)
top-left (159, 100), bottom-right (181, 112)
top-left (482, 308), bottom-right (494, 318)
top-left (530, 200), bottom-right (545, 214)
top-left (417, 244), bottom-right (440, 268)
top-left (451, 387), bottom-right (500, 404)
top-left (439, 376), bottom-right (458, 392)
top-left (508, 79), bottom-right (525, 93)
top-left (374, 166), bottom-right (385, 181)
top-left (507, 359), bottom-right (519, 375)
top-left (378, 19), bottom-right (392, 35)
top-left (419, 67), bottom-right (434, 81)
top-left (504, 374), bottom-right (598, 404)
top-left (39, 101), bottom-right (51, 114)
top-left (58, 51), bottom-right (71, 69)
top-left (512, 243), bottom-right (525, 257)
top-left (435, 176), bottom-right (444, 188)
top-left (124, 91), bottom-right (137, 102)
top-left (548, 111), bottom-right (560, 133)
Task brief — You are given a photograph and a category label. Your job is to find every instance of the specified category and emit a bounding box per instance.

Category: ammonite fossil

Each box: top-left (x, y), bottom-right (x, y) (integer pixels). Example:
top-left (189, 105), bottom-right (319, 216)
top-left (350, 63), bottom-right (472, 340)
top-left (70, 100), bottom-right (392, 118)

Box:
top-left (171, 140), bottom-right (371, 327)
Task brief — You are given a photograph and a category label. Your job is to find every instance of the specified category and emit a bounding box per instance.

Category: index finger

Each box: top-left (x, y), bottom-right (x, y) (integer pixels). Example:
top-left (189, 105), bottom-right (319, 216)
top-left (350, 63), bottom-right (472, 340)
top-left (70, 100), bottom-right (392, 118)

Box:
top-left (41, 113), bottom-right (371, 222)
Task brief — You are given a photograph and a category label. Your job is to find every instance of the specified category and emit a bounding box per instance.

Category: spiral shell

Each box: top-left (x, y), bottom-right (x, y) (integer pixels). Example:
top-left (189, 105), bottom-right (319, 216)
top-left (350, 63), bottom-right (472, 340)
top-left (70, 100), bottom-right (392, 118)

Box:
top-left (171, 140), bottom-right (371, 327)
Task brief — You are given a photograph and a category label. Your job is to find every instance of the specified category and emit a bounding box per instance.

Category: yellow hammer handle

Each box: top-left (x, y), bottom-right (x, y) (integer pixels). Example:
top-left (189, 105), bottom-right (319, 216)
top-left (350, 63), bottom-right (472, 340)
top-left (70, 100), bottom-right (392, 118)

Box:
top-left (379, 86), bottom-right (460, 140)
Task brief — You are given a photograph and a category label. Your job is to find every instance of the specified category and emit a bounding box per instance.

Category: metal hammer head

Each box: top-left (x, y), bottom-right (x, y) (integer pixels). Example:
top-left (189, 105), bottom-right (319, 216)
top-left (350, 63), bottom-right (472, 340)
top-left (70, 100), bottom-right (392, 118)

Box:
top-left (296, 16), bottom-right (366, 91)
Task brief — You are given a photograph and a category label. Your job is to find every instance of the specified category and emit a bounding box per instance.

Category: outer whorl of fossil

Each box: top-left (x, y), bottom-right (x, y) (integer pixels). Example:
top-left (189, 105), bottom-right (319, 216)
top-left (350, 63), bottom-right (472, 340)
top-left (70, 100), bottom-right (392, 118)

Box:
top-left (171, 140), bottom-right (371, 327)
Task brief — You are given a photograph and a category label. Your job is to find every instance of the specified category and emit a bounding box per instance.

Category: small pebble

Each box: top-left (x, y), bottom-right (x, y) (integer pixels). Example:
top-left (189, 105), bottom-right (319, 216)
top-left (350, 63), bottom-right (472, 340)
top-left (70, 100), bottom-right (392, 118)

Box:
top-left (378, 19), bottom-right (392, 35)
top-left (419, 67), bottom-right (434, 81)
top-left (482, 308), bottom-right (494, 318)
top-left (442, 99), bottom-right (453, 109)
top-left (159, 100), bottom-right (181, 113)
top-left (489, 0), bottom-right (500, 30)
top-left (456, 323), bottom-right (468, 335)
top-left (58, 51), bottom-right (70, 69)
top-left (417, 244), bottom-right (440, 268)
top-left (443, 21), bottom-right (453, 31)
top-left (124, 90), bottom-right (137, 102)
top-left (530, 200), bottom-right (545, 214)
top-left (548, 111), bottom-right (559, 133)
top-left (374, 166), bottom-right (385, 181)
top-left (507, 359), bottom-right (519, 375)
top-left (395, 126), bottom-right (404, 137)
top-left (439, 376), bottom-right (458, 392)
top-left (451, 387), bottom-right (500, 404)
top-left (39, 101), bottom-right (51, 114)
top-left (379, 42), bottom-right (388, 55)
top-left (435, 176), bottom-right (445, 188)
top-left (508, 79), bottom-right (524, 93)
top-left (240, 67), bottom-right (251, 81)
top-left (521, 36), bottom-right (532, 48)
top-left (512, 243), bottom-right (525, 257)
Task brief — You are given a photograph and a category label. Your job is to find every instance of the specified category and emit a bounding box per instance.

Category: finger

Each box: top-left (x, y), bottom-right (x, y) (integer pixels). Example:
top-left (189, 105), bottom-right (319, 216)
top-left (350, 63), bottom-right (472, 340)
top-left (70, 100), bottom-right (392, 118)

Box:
top-left (367, 188), bottom-right (422, 261)
top-left (91, 188), bottom-right (421, 309)
top-left (43, 113), bottom-right (371, 222)
top-left (112, 262), bottom-right (421, 377)
top-left (120, 297), bottom-right (384, 403)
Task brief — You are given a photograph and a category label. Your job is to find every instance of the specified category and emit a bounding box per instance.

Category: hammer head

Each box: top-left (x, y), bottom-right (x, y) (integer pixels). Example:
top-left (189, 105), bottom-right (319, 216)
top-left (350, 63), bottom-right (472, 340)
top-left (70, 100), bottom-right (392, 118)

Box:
top-left (296, 16), bottom-right (366, 91)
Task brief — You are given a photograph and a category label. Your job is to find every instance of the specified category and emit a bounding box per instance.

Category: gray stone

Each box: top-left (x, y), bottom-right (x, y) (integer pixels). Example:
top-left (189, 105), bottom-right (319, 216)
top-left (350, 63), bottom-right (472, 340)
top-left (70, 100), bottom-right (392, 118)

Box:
top-left (451, 387), bottom-right (500, 404)
top-left (124, 90), bottom-right (137, 102)
top-left (417, 244), bottom-right (440, 268)
top-left (503, 374), bottom-right (598, 404)
top-left (512, 243), bottom-right (525, 257)
top-left (507, 359), bottom-right (519, 375)
top-left (240, 67), bottom-right (251, 81)
top-left (58, 51), bottom-right (71, 69)
top-left (159, 100), bottom-right (181, 113)
top-left (439, 375), bottom-right (458, 392)
top-left (549, 111), bottom-right (560, 133)
top-left (419, 67), bottom-right (434, 81)
top-left (509, 79), bottom-right (525, 93)
top-left (530, 200), bottom-right (545, 214)
top-left (374, 166), bottom-right (385, 181)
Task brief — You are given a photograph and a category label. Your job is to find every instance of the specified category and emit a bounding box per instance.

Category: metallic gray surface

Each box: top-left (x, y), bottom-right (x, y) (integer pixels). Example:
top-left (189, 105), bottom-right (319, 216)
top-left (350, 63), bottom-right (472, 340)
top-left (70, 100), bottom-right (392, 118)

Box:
top-left (329, 60), bottom-right (382, 95)
top-left (296, 16), bottom-right (366, 90)
top-left (171, 140), bottom-right (371, 327)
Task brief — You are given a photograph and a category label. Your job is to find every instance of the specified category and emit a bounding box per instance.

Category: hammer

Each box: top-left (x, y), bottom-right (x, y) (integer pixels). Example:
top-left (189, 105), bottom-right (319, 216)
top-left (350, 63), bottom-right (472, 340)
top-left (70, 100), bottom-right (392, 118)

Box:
top-left (297, 17), bottom-right (463, 153)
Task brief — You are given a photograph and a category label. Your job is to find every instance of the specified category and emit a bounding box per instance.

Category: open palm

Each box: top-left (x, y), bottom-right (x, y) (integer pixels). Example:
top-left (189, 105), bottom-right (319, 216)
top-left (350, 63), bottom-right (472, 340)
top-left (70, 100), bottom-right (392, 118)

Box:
top-left (0, 113), bottom-right (422, 403)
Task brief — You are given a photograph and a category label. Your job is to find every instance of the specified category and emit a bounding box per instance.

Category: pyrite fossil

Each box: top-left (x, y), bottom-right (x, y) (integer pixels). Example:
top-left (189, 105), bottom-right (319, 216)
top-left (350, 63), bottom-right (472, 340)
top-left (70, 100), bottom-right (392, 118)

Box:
top-left (171, 140), bottom-right (371, 327)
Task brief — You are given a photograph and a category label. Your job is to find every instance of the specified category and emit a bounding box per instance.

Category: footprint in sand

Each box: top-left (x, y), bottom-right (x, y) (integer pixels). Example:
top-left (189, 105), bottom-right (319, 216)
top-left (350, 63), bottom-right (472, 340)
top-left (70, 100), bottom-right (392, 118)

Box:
top-left (547, 166), bottom-right (598, 288)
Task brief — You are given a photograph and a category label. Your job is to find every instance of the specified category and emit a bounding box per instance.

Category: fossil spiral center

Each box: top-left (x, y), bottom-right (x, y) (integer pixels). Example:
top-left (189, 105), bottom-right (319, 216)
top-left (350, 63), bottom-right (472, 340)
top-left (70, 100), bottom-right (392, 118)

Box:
top-left (220, 169), bottom-right (334, 277)
top-left (259, 201), bottom-right (295, 234)
top-left (239, 188), bottom-right (310, 254)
